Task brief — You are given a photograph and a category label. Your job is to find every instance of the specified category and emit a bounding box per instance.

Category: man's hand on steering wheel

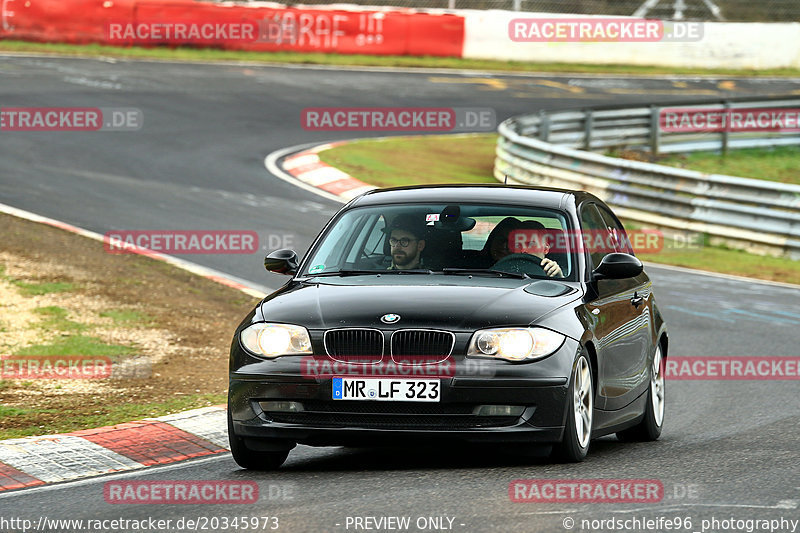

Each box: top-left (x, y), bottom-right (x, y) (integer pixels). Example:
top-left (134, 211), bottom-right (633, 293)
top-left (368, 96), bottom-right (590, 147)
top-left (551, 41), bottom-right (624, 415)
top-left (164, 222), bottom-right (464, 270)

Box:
top-left (540, 257), bottom-right (564, 278)
top-left (492, 253), bottom-right (563, 278)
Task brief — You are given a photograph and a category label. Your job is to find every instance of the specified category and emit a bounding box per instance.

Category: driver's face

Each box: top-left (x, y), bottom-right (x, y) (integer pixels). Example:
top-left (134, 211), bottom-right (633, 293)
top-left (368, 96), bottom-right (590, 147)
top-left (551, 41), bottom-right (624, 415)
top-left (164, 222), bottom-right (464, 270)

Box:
top-left (390, 229), bottom-right (424, 269)
top-left (493, 227), bottom-right (548, 261)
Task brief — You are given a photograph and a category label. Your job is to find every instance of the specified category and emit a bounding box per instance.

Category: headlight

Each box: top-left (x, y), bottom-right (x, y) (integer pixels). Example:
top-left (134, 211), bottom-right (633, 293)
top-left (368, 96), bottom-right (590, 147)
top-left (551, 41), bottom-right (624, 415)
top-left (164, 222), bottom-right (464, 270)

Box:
top-left (467, 327), bottom-right (565, 362)
top-left (240, 323), bottom-right (312, 358)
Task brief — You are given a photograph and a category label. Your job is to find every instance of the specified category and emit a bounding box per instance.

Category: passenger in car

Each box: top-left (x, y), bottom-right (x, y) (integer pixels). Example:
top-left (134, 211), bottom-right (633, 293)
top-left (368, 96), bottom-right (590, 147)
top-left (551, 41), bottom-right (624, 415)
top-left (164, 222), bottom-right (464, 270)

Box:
top-left (505, 220), bottom-right (564, 278)
top-left (460, 216), bottom-right (521, 268)
top-left (467, 217), bottom-right (564, 277)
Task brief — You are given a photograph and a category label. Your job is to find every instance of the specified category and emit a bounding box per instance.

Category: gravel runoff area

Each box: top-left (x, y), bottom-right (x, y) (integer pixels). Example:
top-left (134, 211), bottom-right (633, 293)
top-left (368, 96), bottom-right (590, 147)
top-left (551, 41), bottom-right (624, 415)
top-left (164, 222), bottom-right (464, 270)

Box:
top-left (0, 213), bottom-right (261, 438)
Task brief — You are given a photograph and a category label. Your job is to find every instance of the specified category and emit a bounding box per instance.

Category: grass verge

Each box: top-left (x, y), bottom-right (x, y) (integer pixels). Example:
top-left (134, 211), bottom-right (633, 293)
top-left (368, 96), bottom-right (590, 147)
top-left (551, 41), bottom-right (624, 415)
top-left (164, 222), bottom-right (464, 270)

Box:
top-left (319, 134), bottom-right (800, 285)
top-left (655, 146), bottom-right (800, 186)
top-left (0, 213), bottom-right (260, 438)
top-left (3, 40), bottom-right (800, 77)
top-left (0, 393), bottom-right (226, 440)
top-left (318, 134), bottom-right (498, 187)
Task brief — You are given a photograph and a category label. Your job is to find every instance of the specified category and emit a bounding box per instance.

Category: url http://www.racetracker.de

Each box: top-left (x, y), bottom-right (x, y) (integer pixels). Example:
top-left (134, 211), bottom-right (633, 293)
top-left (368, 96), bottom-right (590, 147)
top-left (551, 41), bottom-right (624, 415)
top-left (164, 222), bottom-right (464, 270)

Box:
top-left (0, 515), bottom-right (280, 532)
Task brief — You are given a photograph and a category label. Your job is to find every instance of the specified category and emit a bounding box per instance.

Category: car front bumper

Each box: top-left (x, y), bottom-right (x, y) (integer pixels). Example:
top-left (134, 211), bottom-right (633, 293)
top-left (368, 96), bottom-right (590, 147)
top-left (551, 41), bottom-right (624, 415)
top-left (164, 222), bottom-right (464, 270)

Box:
top-left (229, 339), bottom-right (578, 447)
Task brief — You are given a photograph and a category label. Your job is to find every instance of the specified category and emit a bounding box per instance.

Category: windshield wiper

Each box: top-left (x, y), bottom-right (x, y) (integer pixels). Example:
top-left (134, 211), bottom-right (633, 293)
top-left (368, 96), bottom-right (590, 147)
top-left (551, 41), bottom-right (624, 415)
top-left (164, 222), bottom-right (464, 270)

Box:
top-left (441, 268), bottom-right (529, 279)
top-left (308, 269), bottom-right (381, 277)
top-left (309, 269), bottom-right (434, 277)
top-left (383, 268), bottom-right (434, 274)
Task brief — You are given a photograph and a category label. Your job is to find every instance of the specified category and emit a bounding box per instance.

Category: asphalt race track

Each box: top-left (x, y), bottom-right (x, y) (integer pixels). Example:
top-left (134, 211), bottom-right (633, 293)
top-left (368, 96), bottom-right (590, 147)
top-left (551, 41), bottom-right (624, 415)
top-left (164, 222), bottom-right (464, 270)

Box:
top-left (1, 55), bottom-right (799, 532)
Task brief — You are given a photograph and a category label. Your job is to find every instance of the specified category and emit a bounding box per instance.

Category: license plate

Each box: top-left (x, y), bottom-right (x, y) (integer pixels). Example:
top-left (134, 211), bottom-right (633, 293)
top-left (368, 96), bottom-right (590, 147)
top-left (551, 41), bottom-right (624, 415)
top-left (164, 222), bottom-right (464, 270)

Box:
top-left (332, 377), bottom-right (440, 402)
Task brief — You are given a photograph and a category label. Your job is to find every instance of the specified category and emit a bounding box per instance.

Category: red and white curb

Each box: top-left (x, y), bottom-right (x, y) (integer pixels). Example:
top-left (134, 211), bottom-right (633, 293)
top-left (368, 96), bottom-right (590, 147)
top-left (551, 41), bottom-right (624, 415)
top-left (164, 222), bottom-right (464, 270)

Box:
top-left (0, 406), bottom-right (228, 492)
top-left (267, 142), bottom-right (375, 204)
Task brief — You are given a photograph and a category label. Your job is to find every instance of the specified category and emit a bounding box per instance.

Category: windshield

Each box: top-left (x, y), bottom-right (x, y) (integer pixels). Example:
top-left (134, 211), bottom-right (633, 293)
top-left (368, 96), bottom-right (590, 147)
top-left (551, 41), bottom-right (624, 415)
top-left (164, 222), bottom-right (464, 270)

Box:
top-left (301, 203), bottom-right (576, 280)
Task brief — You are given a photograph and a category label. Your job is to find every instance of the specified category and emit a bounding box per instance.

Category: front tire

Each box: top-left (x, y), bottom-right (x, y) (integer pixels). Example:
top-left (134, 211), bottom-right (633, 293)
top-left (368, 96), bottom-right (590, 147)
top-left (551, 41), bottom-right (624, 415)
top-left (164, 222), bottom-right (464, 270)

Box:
top-left (553, 353), bottom-right (593, 462)
top-left (227, 409), bottom-right (291, 470)
top-left (617, 344), bottom-right (665, 441)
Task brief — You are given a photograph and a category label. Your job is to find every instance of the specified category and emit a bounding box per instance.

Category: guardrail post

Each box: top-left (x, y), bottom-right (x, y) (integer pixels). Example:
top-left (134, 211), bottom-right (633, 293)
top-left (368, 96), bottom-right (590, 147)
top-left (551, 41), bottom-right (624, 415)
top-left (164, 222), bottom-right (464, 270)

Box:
top-left (584, 110), bottom-right (593, 151)
top-left (722, 101), bottom-right (731, 156)
top-left (650, 105), bottom-right (660, 155)
top-left (539, 110), bottom-right (550, 142)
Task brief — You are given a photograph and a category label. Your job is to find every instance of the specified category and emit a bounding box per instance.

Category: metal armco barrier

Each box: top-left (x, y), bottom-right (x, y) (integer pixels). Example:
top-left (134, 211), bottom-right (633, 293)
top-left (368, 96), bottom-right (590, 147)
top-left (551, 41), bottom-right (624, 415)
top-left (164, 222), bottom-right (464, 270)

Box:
top-left (495, 97), bottom-right (800, 259)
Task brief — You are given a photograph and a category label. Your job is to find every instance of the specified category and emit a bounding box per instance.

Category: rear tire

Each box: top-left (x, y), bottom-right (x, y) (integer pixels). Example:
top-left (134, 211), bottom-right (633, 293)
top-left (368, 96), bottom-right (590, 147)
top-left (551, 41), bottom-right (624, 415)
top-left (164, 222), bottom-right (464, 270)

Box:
top-left (553, 353), bottom-right (593, 462)
top-left (227, 410), bottom-right (291, 470)
top-left (617, 344), bottom-right (665, 442)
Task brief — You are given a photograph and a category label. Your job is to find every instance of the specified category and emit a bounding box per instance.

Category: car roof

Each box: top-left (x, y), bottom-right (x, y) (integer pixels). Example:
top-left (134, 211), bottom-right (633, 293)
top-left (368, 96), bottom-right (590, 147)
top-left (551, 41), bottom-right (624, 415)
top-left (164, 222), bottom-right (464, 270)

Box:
top-left (348, 184), bottom-right (600, 211)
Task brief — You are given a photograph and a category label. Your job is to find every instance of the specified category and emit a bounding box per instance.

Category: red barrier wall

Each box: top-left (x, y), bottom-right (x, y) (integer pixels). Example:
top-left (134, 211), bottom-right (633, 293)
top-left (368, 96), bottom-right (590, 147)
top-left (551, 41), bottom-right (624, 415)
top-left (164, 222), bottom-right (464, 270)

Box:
top-left (0, 0), bottom-right (464, 57)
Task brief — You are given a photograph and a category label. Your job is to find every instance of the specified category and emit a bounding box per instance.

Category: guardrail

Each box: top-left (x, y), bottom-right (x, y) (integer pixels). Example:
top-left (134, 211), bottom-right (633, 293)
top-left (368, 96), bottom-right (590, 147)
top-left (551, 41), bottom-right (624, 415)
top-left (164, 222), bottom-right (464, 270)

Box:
top-left (494, 96), bottom-right (800, 259)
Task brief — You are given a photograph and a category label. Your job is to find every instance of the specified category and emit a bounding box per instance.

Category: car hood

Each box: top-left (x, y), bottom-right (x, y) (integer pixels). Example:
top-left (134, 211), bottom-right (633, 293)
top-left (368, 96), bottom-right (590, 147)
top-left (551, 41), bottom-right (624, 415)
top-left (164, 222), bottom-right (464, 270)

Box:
top-left (259, 276), bottom-right (581, 331)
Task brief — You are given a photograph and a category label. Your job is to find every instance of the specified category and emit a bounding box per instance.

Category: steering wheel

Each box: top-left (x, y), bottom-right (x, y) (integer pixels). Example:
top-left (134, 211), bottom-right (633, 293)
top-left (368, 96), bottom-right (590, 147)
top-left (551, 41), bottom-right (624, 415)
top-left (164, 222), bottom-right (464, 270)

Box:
top-left (491, 253), bottom-right (546, 276)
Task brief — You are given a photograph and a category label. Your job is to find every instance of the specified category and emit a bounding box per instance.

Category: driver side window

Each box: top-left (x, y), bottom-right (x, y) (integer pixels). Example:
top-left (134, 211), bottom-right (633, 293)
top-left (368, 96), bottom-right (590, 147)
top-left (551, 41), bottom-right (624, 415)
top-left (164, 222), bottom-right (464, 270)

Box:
top-left (347, 215), bottom-right (387, 267)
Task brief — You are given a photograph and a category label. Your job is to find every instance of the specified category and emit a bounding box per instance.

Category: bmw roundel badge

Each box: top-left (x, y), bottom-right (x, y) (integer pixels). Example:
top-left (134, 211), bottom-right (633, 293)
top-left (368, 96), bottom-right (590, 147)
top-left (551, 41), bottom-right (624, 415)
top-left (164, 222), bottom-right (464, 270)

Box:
top-left (381, 313), bottom-right (401, 324)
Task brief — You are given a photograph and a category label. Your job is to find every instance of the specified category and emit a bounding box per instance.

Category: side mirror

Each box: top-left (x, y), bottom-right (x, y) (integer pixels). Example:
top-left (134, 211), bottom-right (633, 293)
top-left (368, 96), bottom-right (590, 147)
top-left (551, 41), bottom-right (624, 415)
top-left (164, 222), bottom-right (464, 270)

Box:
top-left (592, 253), bottom-right (643, 280)
top-left (264, 249), bottom-right (298, 275)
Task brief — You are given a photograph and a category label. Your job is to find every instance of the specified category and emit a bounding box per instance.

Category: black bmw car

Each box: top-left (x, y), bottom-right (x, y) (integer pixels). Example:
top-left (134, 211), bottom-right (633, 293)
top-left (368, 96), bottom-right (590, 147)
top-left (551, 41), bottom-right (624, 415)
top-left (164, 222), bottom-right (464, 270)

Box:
top-left (228, 185), bottom-right (668, 468)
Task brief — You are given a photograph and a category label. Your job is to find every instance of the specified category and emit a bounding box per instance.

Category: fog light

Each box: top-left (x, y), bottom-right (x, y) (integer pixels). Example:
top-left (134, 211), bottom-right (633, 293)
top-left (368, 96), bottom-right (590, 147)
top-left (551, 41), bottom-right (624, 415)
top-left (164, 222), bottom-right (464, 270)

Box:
top-left (473, 405), bottom-right (525, 417)
top-left (259, 401), bottom-right (305, 413)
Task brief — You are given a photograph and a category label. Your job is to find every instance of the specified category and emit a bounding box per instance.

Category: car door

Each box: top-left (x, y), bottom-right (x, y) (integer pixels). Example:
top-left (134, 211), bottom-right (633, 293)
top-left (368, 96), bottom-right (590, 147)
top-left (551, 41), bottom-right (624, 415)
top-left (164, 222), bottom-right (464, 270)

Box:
top-left (580, 202), bottom-right (650, 411)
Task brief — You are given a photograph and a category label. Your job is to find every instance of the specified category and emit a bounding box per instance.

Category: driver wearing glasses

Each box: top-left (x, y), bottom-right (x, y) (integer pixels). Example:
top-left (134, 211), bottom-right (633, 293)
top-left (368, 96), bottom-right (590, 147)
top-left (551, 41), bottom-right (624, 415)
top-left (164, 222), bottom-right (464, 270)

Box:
top-left (386, 214), bottom-right (427, 270)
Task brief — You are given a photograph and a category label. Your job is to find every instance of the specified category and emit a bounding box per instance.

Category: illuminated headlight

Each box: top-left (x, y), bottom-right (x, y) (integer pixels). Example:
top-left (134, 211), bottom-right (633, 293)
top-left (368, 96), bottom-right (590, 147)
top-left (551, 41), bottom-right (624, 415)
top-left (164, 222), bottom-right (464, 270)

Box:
top-left (467, 328), bottom-right (565, 362)
top-left (240, 323), bottom-right (312, 358)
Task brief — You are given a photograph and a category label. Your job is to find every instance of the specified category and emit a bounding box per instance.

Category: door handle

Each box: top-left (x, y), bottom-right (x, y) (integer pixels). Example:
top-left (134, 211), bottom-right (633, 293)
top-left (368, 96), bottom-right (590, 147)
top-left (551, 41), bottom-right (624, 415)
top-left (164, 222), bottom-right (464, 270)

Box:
top-left (630, 291), bottom-right (644, 307)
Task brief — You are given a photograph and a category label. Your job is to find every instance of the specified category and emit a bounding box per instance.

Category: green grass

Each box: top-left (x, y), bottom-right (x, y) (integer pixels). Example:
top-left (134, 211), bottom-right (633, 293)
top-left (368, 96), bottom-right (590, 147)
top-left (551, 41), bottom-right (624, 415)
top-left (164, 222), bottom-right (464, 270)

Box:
top-left (318, 134), bottom-right (499, 187)
top-left (3, 39), bottom-right (800, 77)
top-left (0, 405), bottom-right (27, 417)
top-left (33, 306), bottom-right (87, 331)
top-left (657, 146), bottom-right (800, 185)
top-left (319, 134), bottom-right (800, 285)
top-left (637, 241), bottom-right (800, 285)
top-left (13, 335), bottom-right (137, 358)
top-left (10, 280), bottom-right (75, 296)
top-left (0, 394), bottom-right (226, 439)
top-left (100, 309), bottom-right (154, 326)
top-left (0, 263), bottom-right (77, 295)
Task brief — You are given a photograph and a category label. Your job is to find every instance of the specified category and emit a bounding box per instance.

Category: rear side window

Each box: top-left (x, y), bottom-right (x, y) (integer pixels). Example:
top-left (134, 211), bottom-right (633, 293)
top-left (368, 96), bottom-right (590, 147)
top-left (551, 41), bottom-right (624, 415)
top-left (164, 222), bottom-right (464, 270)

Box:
top-left (596, 205), bottom-right (635, 255)
top-left (579, 203), bottom-right (610, 271)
